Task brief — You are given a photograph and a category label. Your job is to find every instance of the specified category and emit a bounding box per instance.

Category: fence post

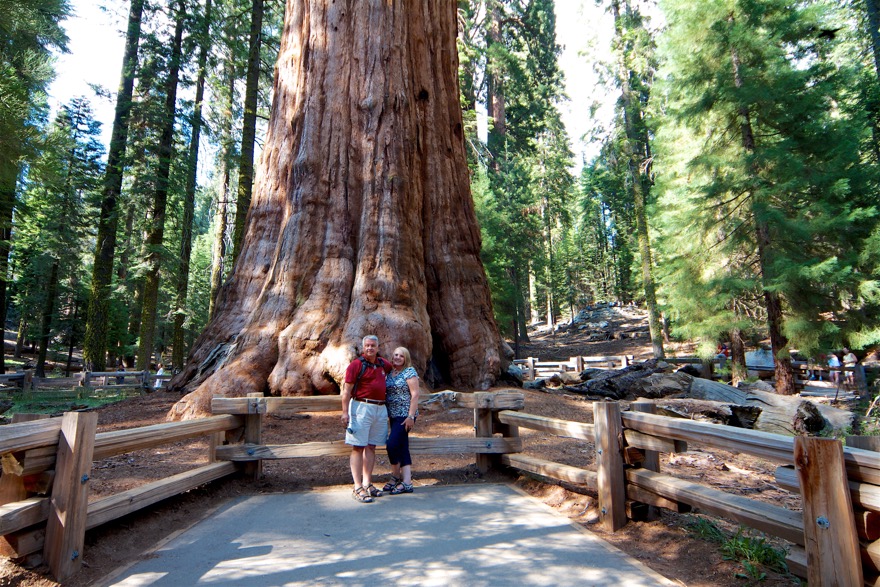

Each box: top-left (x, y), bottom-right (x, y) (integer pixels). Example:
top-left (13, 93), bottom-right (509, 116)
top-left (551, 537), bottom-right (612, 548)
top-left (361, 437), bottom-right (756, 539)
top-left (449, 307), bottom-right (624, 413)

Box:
top-left (571, 356), bottom-right (584, 373)
top-left (244, 392), bottom-right (264, 480)
top-left (44, 411), bottom-right (98, 582)
top-left (526, 357), bottom-right (536, 381)
top-left (474, 392), bottom-right (494, 474)
top-left (594, 402), bottom-right (627, 531)
top-left (794, 436), bottom-right (862, 586)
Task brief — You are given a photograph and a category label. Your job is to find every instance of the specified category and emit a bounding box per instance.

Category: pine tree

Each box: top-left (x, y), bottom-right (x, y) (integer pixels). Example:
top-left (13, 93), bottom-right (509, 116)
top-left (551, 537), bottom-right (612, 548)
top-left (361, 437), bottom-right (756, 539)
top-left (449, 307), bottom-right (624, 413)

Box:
top-left (83, 0), bottom-right (145, 371)
top-left (657, 0), bottom-right (874, 393)
top-left (0, 0), bottom-right (69, 372)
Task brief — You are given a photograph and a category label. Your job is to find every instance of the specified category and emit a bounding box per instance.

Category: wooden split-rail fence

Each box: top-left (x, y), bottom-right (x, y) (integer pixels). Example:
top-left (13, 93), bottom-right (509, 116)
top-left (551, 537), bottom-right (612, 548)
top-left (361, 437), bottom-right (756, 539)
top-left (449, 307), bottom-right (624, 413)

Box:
top-left (78, 370), bottom-right (172, 390)
top-left (0, 390), bottom-right (876, 584)
top-left (0, 371), bottom-right (34, 392)
top-left (513, 355), bottom-right (633, 380)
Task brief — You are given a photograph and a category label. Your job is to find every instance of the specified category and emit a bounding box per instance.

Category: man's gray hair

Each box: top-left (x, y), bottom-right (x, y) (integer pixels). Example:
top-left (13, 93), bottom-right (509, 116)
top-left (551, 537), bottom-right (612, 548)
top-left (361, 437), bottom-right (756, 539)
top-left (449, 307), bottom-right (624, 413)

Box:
top-left (362, 334), bottom-right (379, 345)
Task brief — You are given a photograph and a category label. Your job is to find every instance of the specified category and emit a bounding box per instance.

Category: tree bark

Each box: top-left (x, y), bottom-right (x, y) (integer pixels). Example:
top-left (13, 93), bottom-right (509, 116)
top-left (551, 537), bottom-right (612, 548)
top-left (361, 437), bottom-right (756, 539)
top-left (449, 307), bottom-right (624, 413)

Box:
top-left (136, 1), bottom-right (185, 370)
top-left (611, 0), bottom-right (663, 359)
top-left (169, 0), bottom-right (502, 419)
top-left (83, 0), bottom-right (145, 371)
top-left (36, 260), bottom-right (59, 378)
top-left (209, 48), bottom-right (236, 320)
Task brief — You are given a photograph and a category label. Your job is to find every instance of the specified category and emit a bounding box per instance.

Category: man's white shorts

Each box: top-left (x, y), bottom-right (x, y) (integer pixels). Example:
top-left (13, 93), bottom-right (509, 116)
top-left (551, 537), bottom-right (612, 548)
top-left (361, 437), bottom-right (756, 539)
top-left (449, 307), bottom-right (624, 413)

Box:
top-left (345, 400), bottom-right (389, 447)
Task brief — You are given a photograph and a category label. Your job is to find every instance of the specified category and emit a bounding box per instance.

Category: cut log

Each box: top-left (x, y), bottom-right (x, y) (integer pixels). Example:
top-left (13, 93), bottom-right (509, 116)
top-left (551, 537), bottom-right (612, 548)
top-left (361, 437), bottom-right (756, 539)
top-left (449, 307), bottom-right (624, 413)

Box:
top-left (687, 376), bottom-right (854, 435)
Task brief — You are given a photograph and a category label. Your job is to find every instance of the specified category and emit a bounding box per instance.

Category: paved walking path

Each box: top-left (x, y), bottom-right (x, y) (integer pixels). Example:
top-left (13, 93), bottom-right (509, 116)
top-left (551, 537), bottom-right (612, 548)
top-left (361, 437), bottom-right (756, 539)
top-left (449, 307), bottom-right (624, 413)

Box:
top-left (100, 484), bottom-right (674, 587)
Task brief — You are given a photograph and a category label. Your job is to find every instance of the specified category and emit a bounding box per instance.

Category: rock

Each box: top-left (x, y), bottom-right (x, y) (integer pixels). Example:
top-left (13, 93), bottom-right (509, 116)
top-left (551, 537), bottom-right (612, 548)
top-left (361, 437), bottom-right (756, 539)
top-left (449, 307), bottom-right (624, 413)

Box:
top-left (507, 363), bottom-right (524, 378)
top-left (523, 379), bottom-right (546, 390)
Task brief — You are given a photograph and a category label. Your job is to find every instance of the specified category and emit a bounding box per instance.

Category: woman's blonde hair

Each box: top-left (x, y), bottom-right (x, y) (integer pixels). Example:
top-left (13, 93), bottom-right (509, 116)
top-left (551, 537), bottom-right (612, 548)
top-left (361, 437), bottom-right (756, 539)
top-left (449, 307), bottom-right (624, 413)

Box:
top-left (393, 347), bottom-right (412, 369)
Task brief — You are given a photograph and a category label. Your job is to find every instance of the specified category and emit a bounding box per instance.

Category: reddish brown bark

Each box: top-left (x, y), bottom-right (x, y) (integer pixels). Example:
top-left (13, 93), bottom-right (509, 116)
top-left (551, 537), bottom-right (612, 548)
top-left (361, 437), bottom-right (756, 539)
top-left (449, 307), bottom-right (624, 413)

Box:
top-left (169, 0), bottom-right (502, 419)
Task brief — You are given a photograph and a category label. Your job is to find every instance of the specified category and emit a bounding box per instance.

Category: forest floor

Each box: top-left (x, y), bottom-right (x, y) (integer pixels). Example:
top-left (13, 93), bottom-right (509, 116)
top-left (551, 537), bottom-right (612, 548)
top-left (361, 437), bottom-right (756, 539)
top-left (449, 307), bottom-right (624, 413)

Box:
top-left (0, 309), bottom-right (804, 587)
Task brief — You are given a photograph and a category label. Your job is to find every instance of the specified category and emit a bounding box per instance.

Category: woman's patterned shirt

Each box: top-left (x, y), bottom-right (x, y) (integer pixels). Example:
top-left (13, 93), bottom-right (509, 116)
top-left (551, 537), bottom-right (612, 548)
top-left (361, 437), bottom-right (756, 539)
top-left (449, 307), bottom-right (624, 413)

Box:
top-left (385, 366), bottom-right (418, 418)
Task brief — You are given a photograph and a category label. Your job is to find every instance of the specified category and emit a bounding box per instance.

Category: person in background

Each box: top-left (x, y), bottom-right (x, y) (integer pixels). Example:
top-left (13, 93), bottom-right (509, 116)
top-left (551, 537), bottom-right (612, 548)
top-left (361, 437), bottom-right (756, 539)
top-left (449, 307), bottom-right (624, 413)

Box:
top-left (116, 359), bottom-right (126, 385)
top-left (154, 363), bottom-right (164, 389)
top-left (383, 347), bottom-right (420, 495)
top-left (828, 352), bottom-right (841, 385)
top-left (843, 348), bottom-right (858, 386)
top-left (341, 335), bottom-right (392, 503)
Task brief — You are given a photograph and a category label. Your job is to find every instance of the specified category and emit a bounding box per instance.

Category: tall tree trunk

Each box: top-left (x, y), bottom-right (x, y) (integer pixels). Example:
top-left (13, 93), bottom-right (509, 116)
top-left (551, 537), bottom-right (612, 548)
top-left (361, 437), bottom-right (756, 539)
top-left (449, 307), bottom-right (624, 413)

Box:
top-left (866, 0), bottom-right (880, 80)
top-left (36, 260), bottom-right (59, 378)
top-left (0, 159), bottom-right (16, 374)
top-left (611, 0), bottom-right (664, 359)
top-left (209, 52), bottom-right (236, 319)
top-left (83, 0), bottom-right (145, 371)
top-left (731, 42), bottom-right (795, 395)
top-left (172, 0), bottom-right (213, 370)
top-left (231, 0), bottom-right (264, 263)
top-left (169, 0), bottom-right (502, 418)
top-left (729, 325), bottom-right (747, 385)
top-left (136, 2), bottom-right (184, 370)
top-left (14, 316), bottom-right (24, 359)
top-left (66, 295), bottom-right (78, 376)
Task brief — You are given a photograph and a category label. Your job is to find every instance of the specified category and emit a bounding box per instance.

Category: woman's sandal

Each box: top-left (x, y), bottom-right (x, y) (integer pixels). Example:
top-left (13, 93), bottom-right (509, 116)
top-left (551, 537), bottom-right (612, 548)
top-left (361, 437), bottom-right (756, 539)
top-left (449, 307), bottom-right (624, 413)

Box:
top-left (366, 484), bottom-right (383, 497)
top-left (390, 481), bottom-right (414, 495)
top-left (382, 476), bottom-right (401, 492)
top-left (352, 486), bottom-right (373, 503)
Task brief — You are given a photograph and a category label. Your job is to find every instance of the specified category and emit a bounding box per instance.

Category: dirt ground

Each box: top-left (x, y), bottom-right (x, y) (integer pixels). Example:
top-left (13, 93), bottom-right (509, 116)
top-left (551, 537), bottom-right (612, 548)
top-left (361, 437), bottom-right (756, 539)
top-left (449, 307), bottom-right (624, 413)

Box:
top-left (0, 310), bottom-right (803, 586)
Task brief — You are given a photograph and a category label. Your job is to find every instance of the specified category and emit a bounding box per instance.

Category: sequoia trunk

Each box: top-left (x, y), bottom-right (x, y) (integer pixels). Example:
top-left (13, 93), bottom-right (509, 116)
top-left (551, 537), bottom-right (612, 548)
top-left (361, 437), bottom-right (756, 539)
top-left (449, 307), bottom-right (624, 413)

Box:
top-left (169, 0), bottom-right (502, 418)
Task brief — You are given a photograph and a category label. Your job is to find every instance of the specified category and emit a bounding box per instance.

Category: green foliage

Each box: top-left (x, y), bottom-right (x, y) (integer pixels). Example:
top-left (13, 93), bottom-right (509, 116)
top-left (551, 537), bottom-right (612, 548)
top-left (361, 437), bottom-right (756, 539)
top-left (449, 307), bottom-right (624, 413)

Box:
top-left (654, 0), bottom-right (879, 357)
top-left (686, 516), bottom-right (788, 582)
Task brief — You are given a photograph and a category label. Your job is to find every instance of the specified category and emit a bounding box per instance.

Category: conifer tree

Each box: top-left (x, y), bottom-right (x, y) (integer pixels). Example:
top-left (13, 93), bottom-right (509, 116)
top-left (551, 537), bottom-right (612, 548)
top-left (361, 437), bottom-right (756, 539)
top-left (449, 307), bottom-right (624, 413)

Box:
top-left (657, 0), bottom-right (873, 393)
top-left (83, 0), bottom-right (145, 371)
top-left (0, 0), bottom-right (69, 372)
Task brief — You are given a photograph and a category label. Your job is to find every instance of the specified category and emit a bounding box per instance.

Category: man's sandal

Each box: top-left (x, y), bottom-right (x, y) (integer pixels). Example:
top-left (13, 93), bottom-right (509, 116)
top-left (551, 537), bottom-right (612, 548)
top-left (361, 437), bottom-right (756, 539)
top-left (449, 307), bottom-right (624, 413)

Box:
top-left (352, 486), bottom-right (373, 503)
top-left (382, 476), bottom-right (401, 492)
top-left (366, 484), bottom-right (383, 497)
top-left (390, 482), bottom-right (414, 495)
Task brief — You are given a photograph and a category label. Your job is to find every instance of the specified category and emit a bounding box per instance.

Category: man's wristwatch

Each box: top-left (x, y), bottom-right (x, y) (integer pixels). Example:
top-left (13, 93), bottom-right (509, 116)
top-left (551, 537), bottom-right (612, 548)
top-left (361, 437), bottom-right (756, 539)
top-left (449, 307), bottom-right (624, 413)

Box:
top-left (406, 414), bottom-right (417, 421)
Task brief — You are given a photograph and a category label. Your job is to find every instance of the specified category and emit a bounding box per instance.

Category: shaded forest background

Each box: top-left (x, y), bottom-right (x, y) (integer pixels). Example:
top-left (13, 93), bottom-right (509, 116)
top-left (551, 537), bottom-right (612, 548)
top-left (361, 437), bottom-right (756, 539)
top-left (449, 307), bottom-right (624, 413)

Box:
top-left (3, 0), bottom-right (880, 390)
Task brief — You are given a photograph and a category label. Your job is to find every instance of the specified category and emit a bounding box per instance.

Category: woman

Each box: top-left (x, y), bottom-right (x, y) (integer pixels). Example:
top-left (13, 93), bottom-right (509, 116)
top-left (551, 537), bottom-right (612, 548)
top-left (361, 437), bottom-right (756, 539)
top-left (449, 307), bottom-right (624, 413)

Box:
top-left (383, 347), bottom-right (420, 494)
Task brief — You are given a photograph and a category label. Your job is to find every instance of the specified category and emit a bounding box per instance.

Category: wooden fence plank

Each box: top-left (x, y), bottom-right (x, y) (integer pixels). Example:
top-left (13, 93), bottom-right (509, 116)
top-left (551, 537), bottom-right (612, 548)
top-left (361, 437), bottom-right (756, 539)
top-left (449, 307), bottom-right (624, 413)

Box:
top-left (86, 462), bottom-right (236, 529)
top-left (497, 411), bottom-right (594, 440)
top-left (214, 437), bottom-right (523, 461)
top-left (44, 412), bottom-right (97, 582)
top-left (795, 436), bottom-right (863, 586)
top-left (92, 415), bottom-right (242, 460)
top-left (626, 467), bottom-right (804, 544)
top-left (776, 465), bottom-right (880, 513)
top-left (594, 402), bottom-right (627, 531)
top-left (0, 419), bottom-right (62, 455)
top-left (501, 454), bottom-right (597, 488)
top-left (0, 497), bottom-right (49, 536)
top-left (474, 393), bottom-right (493, 474)
top-left (212, 390), bottom-right (526, 415)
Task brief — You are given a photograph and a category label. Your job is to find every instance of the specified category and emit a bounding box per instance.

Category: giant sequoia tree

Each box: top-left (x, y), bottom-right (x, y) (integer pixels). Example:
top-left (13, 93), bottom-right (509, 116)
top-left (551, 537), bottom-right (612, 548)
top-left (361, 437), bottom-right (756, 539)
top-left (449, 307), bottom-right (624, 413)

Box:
top-left (169, 0), bottom-right (503, 418)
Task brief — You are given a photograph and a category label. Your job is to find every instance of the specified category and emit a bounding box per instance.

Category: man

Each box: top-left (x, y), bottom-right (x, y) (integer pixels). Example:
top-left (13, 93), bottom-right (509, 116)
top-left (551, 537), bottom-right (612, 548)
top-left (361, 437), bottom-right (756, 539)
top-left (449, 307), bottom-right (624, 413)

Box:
top-left (341, 335), bottom-right (392, 503)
